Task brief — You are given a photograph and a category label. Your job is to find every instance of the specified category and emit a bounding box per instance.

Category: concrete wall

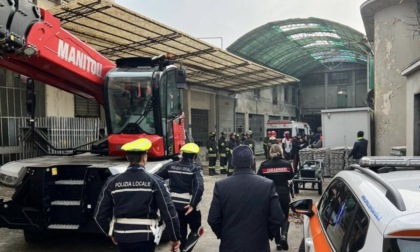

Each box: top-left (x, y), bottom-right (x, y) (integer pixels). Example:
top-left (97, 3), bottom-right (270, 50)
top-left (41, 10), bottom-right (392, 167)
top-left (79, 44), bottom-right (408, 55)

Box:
top-left (369, 0), bottom-right (420, 155)
top-left (45, 86), bottom-right (74, 117)
top-left (217, 95), bottom-right (235, 134)
top-left (404, 64), bottom-right (420, 156)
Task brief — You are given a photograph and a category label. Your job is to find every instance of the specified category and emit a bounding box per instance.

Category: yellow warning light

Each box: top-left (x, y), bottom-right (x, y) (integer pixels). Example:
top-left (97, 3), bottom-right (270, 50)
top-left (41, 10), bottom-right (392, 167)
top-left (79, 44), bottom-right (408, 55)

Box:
top-left (10, 35), bottom-right (15, 41)
top-left (52, 167), bottom-right (58, 176)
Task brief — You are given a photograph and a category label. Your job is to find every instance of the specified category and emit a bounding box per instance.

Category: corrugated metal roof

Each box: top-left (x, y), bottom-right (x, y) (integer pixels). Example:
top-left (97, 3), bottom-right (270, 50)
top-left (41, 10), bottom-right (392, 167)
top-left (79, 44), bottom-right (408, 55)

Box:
top-left (48, 0), bottom-right (298, 93)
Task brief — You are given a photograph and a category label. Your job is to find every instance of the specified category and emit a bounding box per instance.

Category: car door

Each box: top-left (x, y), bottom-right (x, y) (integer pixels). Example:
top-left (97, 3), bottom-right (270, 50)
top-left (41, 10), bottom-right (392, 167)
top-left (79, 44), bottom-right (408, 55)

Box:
top-left (317, 178), bottom-right (369, 251)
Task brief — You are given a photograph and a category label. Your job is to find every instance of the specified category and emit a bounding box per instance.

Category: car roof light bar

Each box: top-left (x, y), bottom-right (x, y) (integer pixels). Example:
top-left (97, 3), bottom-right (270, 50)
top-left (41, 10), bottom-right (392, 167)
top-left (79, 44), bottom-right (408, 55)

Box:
top-left (346, 164), bottom-right (406, 211)
top-left (359, 156), bottom-right (420, 167)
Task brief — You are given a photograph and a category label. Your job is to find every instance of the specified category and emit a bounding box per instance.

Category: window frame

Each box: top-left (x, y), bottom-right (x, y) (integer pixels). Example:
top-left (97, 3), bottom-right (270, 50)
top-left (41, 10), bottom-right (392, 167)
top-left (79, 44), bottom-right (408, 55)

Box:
top-left (317, 178), bottom-right (370, 252)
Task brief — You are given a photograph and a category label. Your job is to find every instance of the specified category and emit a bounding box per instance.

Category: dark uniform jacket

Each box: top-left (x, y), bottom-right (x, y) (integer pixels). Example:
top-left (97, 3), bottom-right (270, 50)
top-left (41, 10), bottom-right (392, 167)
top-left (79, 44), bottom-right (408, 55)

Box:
top-left (156, 158), bottom-right (204, 211)
top-left (207, 168), bottom-right (284, 252)
top-left (258, 157), bottom-right (294, 196)
top-left (348, 138), bottom-right (368, 159)
top-left (94, 165), bottom-right (181, 243)
top-left (207, 138), bottom-right (218, 157)
top-left (244, 138), bottom-right (256, 154)
top-left (218, 136), bottom-right (228, 157)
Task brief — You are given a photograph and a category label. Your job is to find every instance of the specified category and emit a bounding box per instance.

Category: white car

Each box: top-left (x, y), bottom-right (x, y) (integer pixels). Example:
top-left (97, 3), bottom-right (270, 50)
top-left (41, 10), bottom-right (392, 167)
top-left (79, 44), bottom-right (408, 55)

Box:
top-left (291, 156), bottom-right (420, 252)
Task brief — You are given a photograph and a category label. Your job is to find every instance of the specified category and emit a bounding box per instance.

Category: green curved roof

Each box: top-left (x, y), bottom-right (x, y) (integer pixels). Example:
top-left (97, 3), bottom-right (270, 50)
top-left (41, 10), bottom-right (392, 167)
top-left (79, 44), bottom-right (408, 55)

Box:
top-left (227, 18), bottom-right (371, 78)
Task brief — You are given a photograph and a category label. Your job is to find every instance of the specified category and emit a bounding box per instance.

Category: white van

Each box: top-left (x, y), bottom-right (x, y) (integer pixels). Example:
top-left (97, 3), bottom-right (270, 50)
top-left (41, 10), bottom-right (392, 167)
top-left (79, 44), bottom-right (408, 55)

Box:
top-left (266, 120), bottom-right (311, 140)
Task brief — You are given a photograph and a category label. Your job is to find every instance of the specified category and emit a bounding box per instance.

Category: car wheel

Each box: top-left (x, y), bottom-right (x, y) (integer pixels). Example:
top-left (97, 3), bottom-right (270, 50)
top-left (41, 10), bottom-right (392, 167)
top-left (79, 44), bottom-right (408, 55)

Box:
top-left (298, 238), bottom-right (305, 252)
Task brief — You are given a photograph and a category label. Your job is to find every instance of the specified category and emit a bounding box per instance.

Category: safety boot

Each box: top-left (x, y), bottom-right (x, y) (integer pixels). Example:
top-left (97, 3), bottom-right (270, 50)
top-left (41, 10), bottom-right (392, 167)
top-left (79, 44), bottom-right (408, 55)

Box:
top-left (279, 221), bottom-right (289, 250)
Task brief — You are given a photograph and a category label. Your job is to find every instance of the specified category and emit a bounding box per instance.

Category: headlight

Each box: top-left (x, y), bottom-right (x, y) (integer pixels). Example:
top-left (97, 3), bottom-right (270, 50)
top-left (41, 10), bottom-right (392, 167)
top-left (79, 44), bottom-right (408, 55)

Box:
top-left (0, 174), bottom-right (18, 186)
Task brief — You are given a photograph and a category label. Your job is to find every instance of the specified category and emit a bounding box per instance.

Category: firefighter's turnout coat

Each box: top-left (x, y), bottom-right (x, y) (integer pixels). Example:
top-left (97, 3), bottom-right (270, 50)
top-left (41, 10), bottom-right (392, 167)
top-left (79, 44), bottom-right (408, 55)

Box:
top-left (94, 165), bottom-right (181, 243)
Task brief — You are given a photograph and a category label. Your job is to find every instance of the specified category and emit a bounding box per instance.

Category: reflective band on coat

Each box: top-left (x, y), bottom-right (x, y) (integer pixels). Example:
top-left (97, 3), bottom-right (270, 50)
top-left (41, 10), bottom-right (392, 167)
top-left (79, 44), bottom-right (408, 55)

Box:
top-left (115, 218), bottom-right (157, 225)
top-left (111, 188), bottom-right (152, 194)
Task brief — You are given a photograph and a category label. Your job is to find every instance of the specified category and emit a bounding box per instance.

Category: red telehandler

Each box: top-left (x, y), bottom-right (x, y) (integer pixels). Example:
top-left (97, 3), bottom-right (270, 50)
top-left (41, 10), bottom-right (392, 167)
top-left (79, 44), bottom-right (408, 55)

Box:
top-left (0, 0), bottom-right (186, 242)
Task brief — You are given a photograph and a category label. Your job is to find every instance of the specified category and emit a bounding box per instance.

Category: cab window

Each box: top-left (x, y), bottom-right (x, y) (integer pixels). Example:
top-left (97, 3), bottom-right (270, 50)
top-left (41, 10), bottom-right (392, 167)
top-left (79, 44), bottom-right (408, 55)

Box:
top-left (318, 179), bottom-right (369, 251)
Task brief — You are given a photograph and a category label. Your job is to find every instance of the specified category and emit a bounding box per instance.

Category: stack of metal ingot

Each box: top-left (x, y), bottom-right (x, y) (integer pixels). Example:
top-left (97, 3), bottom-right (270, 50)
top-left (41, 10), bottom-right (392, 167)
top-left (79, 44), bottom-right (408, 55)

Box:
top-left (329, 147), bottom-right (347, 176)
top-left (299, 148), bottom-right (314, 164)
top-left (313, 148), bottom-right (330, 177)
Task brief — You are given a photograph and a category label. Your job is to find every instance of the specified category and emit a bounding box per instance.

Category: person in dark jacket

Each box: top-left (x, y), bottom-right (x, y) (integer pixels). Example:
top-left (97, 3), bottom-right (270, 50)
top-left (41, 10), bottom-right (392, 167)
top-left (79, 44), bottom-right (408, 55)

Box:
top-left (207, 145), bottom-right (285, 252)
top-left (291, 133), bottom-right (306, 173)
top-left (258, 144), bottom-right (294, 251)
top-left (207, 132), bottom-right (218, 176)
top-left (226, 132), bottom-right (239, 176)
top-left (94, 138), bottom-right (181, 252)
top-left (218, 131), bottom-right (228, 174)
top-left (244, 130), bottom-right (256, 171)
top-left (156, 143), bottom-right (204, 252)
top-left (348, 131), bottom-right (368, 164)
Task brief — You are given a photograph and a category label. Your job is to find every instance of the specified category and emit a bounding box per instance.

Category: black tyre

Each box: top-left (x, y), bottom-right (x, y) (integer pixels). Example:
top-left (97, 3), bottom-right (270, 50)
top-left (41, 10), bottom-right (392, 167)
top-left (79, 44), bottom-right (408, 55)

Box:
top-left (318, 181), bottom-right (323, 195)
top-left (24, 229), bottom-right (51, 243)
top-left (298, 238), bottom-right (305, 252)
top-left (294, 181), bottom-right (299, 194)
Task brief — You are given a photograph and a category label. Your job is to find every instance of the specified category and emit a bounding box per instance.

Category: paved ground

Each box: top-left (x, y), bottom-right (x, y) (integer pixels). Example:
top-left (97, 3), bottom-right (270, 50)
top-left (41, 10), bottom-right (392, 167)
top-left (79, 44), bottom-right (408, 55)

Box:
top-left (0, 156), bottom-right (328, 252)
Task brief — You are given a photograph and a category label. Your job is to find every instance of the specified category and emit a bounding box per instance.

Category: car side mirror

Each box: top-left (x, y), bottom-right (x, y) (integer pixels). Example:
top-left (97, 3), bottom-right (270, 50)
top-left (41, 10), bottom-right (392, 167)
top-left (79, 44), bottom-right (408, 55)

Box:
top-left (290, 199), bottom-right (314, 217)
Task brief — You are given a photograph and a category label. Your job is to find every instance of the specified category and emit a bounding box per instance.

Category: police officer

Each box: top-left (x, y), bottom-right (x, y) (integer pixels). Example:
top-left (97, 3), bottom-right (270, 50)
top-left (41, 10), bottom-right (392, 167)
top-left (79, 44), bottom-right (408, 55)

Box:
top-left (207, 132), bottom-right (218, 176)
top-left (226, 132), bottom-right (239, 176)
top-left (156, 143), bottom-right (204, 252)
top-left (244, 130), bottom-right (256, 171)
top-left (218, 131), bottom-right (228, 174)
top-left (257, 144), bottom-right (294, 251)
top-left (94, 138), bottom-right (181, 252)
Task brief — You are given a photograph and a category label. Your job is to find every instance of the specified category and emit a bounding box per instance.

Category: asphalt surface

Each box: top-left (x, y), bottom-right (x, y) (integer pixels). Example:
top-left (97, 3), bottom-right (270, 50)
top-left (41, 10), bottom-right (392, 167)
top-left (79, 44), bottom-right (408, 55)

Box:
top-left (0, 156), bottom-right (327, 252)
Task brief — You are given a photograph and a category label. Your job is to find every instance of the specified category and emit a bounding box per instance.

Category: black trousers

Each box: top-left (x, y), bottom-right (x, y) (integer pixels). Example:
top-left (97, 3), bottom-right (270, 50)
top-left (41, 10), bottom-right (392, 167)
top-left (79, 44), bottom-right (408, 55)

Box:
top-left (178, 209), bottom-right (202, 250)
top-left (220, 156), bottom-right (227, 167)
top-left (118, 240), bottom-right (155, 252)
top-left (275, 192), bottom-right (291, 244)
top-left (208, 157), bottom-right (217, 167)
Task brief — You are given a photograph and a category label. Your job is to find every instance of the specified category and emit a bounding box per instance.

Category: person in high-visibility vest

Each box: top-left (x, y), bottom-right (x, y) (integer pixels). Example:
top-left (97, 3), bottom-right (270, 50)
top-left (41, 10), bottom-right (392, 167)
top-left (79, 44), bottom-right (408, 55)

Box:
top-left (94, 138), bottom-right (181, 252)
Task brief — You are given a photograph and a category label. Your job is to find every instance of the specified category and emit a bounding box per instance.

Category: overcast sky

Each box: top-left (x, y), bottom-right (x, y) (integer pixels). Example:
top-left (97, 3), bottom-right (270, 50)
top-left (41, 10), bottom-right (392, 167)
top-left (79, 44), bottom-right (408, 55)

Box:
top-left (115, 0), bottom-right (368, 49)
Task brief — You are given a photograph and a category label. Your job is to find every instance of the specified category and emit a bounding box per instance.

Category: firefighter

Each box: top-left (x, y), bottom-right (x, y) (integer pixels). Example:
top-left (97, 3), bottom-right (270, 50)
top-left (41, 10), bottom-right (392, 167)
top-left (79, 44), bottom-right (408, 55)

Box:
top-left (244, 130), bottom-right (256, 172)
top-left (257, 144), bottom-right (294, 251)
top-left (239, 132), bottom-right (247, 145)
top-left (156, 143), bottom-right (204, 252)
top-left (263, 130), bottom-right (270, 159)
top-left (226, 132), bottom-right (239, 176)
top-left (218, 131), bottom-right (228, 174)
top-left (207, 132), bottom-right (219, 176)
top-left (94, 138), bottom-right (181, 252)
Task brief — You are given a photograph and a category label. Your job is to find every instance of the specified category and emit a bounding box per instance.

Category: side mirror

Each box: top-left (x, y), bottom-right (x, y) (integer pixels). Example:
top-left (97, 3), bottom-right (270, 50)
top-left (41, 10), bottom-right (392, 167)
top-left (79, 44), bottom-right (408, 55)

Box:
top-left (176, 67), bottom-right (187, 89)
top-left (290, 199), bottom-right (314, 217)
